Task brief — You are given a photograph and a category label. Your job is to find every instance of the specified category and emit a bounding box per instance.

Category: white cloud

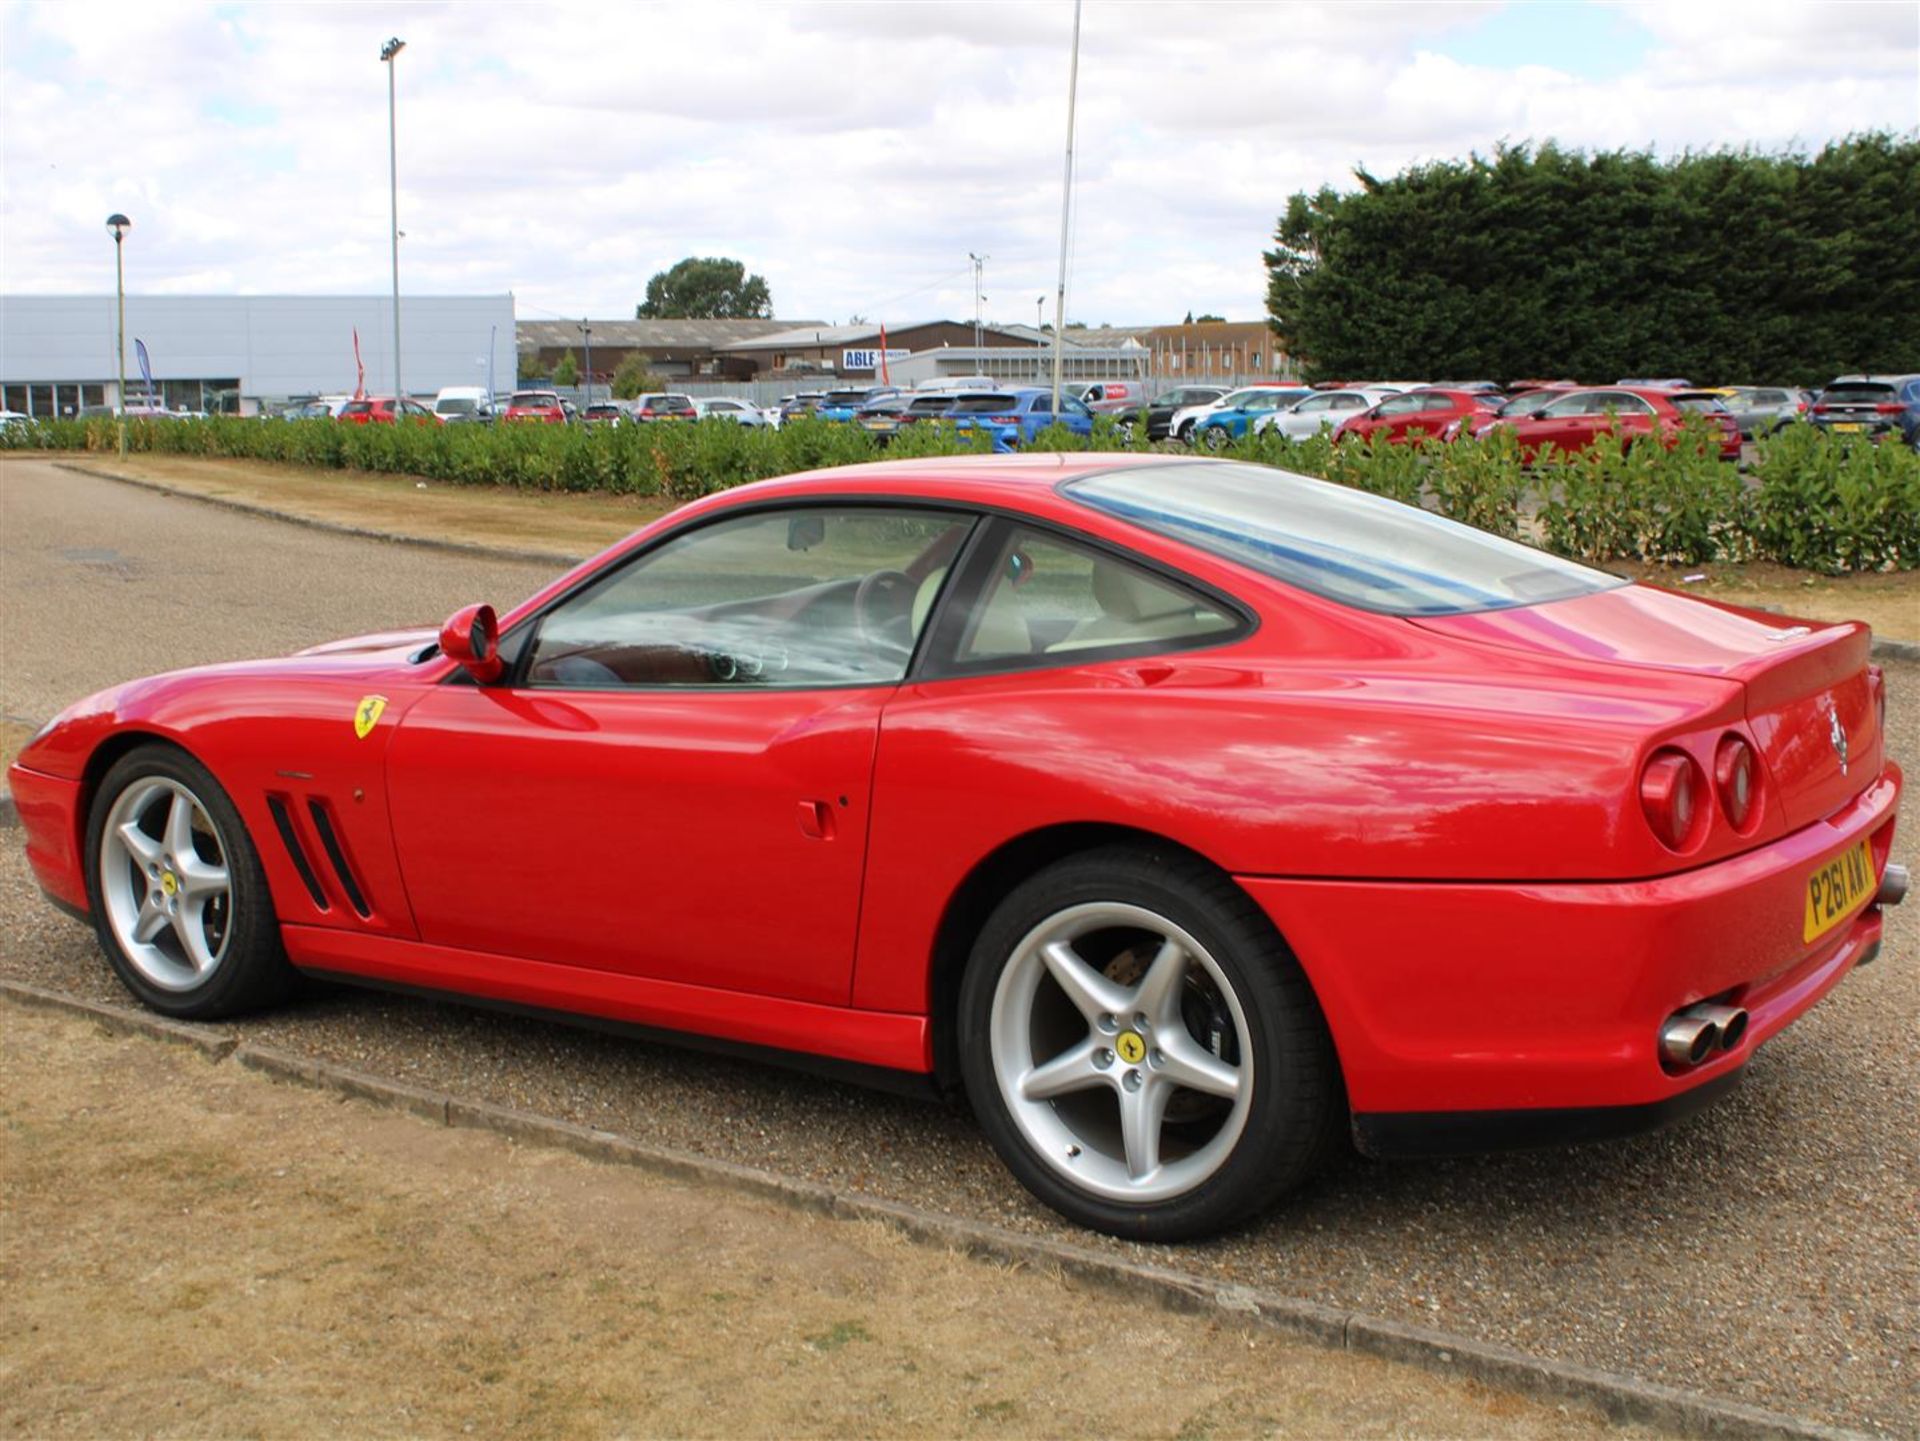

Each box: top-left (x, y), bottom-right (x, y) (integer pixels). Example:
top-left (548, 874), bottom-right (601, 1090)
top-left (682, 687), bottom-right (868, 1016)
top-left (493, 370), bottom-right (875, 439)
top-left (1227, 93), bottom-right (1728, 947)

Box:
top-left (2, 0), bottom-right (1914, 326)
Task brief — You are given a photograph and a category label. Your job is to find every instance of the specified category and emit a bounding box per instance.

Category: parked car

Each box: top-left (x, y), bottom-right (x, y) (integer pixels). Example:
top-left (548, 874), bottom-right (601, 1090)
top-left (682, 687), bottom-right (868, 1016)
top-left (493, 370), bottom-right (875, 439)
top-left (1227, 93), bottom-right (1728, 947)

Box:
top-left (816, 388), bottom-right (899, 423)
top-left (775, 393), bottom-right (830, 427)
top-left (505, 391), bottom-right (569, 424)
top-left (1334, 389), bottom-right (1500, 446)
top-left (15, 453), bottom-right (1902, 1242)
top-left (1809, 375), bottom-right (1920, 449)
top-left (1716, 387), bottom-right (1810, 439)
top-left (1189, 388), bottom-right (1314, 450)
top-left (1076, 381), bottom-right (1146, 416)
top-left (691, 397), bottom-right (769, 426)
top-left (1494, 387), bottom-right (1739, 462)
top-left (338, 397), bottom-right (436, 426)
top-left (1167, 385), bottom-right (1301, 444)
top-left (1443, 383), bottom-right (1580, 441)
top-left (946, 388), bottom-right (1096, 450)
top-left (857, 392), bottom-right (966, 442)
top-left (0, 409), bottom-right (29, 429)
top-left (633, 393), bottom-right (697, 422)
top-left (582, 402), bottom-right (630, 427)
top-left (1256, 388), bottom-right (1398, 442)
top-left (1123, 386), bottom-right (1227, 443)
top-left (433, 387), bottom-right (492, 425)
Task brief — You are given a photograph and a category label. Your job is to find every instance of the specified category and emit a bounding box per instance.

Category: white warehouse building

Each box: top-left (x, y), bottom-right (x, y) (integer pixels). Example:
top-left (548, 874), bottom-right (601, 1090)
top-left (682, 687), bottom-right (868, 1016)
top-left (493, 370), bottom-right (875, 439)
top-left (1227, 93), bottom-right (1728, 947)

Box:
top-left (0, 294), bottom-right (517, 417)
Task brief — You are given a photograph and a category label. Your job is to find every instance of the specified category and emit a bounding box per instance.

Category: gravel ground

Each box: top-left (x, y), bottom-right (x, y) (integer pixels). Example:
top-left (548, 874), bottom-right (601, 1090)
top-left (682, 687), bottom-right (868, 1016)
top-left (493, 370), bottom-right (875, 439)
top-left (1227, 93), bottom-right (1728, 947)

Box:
top-left (5, 457), bottom-right (1916, 1434)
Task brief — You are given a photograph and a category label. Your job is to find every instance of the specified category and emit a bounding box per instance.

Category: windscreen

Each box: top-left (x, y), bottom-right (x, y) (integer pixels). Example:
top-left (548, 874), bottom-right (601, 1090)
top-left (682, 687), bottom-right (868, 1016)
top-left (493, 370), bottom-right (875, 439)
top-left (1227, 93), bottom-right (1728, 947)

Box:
top-left (1069, 462), bottom-right (1625, 617)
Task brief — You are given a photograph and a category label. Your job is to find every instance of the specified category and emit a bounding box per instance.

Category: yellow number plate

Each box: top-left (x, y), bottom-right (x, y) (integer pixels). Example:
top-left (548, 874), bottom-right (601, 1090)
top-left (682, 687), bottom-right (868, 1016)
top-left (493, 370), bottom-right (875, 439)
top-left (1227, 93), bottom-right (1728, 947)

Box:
top-left (1803, 839), bottom-right (1876, 943)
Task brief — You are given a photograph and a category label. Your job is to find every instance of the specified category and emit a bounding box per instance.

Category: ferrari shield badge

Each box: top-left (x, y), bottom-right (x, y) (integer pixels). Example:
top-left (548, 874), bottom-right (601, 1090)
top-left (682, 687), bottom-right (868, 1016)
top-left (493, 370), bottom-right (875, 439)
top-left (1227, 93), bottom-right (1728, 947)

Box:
top-left (353, 695), bottom-right (388, 740)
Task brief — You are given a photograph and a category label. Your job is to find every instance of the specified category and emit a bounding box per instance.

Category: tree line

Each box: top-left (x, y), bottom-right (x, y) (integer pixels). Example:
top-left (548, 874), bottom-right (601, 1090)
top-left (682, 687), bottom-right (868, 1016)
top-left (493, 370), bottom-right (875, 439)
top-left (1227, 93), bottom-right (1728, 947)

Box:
top-left (1264, 134), bottom-right (1919, 386)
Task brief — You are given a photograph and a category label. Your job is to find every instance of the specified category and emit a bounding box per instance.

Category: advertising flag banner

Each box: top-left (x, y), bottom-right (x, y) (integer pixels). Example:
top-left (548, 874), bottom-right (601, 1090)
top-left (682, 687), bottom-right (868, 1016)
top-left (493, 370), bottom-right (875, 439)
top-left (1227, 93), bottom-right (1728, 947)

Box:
top-left (352, 328), bottom-right (367, 400)
top-left (134, 338), bottom-right (155, 404)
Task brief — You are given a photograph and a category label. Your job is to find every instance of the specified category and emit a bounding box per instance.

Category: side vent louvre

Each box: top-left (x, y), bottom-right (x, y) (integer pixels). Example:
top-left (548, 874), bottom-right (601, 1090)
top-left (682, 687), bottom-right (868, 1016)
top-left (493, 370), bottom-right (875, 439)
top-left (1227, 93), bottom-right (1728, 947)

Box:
top-left (266, 796), bottom-right (329, 911)
top-left (307, 800), bottom-right (372, 918)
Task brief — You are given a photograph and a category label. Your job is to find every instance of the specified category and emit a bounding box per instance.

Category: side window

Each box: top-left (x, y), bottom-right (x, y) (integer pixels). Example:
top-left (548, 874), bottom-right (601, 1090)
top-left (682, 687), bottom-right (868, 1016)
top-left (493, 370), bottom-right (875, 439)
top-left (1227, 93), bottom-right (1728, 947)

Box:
top-left (1062, 396), bottom-right (1092, 418)
top-left (1376, 395), bottom-right (1422, 416)
top-left (956, 526), bottom-right (1239, 664)
top-left (524, 507), bottom-right (974, 690)
top-left (1029, 394), bottom-right (1052, 415)
top-left (1297, 396), bottom-right (1330, 413)
top-left (1421, 393), bottom-right (1457, 411)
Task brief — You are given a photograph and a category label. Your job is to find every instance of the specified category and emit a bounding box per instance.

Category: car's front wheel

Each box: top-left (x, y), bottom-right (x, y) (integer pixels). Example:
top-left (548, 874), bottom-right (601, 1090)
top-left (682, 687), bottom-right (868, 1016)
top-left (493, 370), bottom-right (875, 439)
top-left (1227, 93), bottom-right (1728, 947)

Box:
top-left (85, 743), bottom-right (293, 1019)
top-left (1202, 425), bottom-right (1233, 451)
top-left (959, 847), bottom-right (1338, 1240)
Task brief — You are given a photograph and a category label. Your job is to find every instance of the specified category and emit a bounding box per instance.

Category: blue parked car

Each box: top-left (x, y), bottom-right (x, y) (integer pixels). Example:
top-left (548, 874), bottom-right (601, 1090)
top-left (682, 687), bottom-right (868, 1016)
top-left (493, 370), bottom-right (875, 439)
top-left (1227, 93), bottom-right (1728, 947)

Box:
top-left (815, 386), bottom-right (900, 423)
top-left (946, 388), bottom-right (1096, 451)
top-left (1188, 386), bottom-right (1313, 450)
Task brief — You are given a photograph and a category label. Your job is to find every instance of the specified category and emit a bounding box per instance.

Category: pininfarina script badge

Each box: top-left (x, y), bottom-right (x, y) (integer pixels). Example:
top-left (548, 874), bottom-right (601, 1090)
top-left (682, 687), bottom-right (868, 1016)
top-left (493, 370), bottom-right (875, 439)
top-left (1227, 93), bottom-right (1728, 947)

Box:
top-left (1826, 701), bottom-right (1849, 775)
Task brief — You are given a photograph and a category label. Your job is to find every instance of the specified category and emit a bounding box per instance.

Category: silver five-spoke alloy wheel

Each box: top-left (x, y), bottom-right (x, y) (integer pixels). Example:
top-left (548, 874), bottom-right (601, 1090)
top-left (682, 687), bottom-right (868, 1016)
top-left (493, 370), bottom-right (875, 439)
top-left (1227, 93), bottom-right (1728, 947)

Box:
top-left (989, 901), bottom-right (1252, 1204)
top-left (97, 777), bottom-right (233, 990)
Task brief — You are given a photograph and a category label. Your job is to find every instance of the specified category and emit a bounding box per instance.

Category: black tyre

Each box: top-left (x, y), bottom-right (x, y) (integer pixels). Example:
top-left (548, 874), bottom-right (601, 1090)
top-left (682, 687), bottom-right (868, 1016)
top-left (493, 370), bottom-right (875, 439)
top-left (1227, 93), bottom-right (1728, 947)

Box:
top-left (957, 846), bottom-right (1338, 1240)
top-left (84, 742), bottom-right (293, 1019)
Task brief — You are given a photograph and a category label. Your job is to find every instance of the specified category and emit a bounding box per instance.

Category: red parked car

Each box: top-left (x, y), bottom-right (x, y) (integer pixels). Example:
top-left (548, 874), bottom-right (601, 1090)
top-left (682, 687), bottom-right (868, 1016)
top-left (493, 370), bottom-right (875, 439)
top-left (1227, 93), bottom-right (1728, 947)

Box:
top-left (1333, 388), bottom-right (1498, 444)
top-left (504, 390), bottom-right (569, 424)
top-left (337, 396), bottom-right (435, 426)
top-left (1496, 387), bottom-right (1742, 461)
top-left (10, 455), bottom-right (1902, 1240)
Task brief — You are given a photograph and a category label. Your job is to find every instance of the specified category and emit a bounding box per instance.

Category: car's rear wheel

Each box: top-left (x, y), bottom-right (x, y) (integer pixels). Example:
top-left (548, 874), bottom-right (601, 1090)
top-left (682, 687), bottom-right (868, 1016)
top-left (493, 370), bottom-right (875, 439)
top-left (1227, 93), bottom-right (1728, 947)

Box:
top-left (85, 743), bottom-right (292, 1019)
top-left (958, 847), bottom-right (1338, 1240)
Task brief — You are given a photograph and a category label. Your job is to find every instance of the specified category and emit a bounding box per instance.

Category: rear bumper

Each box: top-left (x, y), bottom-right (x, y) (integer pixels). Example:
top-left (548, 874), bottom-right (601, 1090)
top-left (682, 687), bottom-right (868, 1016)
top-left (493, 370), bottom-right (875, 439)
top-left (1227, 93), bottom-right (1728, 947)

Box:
top-left (1240, 765), bottom-right (1901, 1124)
top-left (8, 763), bottom-right (88, 915)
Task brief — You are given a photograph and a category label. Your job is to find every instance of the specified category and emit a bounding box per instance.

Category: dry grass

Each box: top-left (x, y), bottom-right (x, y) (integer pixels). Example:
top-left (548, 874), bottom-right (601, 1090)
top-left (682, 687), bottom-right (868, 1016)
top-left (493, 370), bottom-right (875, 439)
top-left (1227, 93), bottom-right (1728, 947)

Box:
top-left (1620, 561), bottom-right (1919, 644)
top-left (51, 454), bottom-right (671, 560)
top-left (0, 1006), bottom-right (1637, 1439)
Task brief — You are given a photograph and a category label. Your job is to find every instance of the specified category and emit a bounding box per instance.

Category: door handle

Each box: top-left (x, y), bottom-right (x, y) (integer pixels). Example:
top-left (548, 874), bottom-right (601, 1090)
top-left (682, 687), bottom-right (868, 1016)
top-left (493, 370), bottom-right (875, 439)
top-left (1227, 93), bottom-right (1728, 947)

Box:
top-left (796, 800), bottom-right (836, 841)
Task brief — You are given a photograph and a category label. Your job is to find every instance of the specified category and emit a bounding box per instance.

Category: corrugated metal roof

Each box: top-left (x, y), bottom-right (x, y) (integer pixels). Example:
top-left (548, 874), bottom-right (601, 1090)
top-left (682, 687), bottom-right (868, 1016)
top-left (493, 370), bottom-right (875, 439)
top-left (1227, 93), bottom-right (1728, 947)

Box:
top-left (515, 318), bottom-right (822, 351)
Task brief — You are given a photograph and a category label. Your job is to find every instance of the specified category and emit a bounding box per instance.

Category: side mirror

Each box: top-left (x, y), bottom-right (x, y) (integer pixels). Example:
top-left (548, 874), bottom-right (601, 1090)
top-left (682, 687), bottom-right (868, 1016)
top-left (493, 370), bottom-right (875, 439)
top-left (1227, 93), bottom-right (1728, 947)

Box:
top-left (440, 603), bottom-right (503, 683)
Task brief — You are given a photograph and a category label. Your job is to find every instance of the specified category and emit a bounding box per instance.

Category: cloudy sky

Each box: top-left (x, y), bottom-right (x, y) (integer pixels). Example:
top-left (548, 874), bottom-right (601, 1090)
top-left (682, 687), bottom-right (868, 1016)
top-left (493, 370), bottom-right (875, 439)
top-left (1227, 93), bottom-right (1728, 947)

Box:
top-left (3, 0), bottom-right (1916, 328)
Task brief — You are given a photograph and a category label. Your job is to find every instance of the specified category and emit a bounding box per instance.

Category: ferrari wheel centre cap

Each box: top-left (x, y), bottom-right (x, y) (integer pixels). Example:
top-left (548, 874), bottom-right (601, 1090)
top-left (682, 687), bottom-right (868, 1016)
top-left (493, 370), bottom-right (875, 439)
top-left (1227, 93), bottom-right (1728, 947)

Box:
top-left (1115, 1030), bottom-right (1147, 1066)
top-left (160, 870), bottom-right (179, 897)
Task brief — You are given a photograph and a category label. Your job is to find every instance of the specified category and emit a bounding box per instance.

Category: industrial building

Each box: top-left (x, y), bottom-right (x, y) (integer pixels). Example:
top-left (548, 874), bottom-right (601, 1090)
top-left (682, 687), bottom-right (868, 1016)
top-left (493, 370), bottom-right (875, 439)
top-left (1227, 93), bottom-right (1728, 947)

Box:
top-left (0, 294), bottom-right (516, 416)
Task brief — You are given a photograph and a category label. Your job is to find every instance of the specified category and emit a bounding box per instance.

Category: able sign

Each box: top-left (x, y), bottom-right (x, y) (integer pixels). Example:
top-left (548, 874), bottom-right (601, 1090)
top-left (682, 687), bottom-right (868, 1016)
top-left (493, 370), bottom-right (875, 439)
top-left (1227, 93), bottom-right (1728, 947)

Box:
top-left (843, 348), bottom-right (910, 371)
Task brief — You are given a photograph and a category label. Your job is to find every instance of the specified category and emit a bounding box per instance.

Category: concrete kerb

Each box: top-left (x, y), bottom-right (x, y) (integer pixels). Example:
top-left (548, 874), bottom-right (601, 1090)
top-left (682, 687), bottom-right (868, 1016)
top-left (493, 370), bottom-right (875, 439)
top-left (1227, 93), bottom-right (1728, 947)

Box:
top-left (44, 459), bottom-right (1920, 661)
top-left (0, 980), bottom-right (1867, 1441)
top-left (49, 461), bottom-right (586, 569)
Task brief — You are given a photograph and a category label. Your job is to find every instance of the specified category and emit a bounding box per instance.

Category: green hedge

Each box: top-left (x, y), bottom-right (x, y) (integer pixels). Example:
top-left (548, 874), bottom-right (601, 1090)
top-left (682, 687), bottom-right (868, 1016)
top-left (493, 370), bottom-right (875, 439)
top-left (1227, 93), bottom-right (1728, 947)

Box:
top-left (8, 414), bottom-right (1916, 572)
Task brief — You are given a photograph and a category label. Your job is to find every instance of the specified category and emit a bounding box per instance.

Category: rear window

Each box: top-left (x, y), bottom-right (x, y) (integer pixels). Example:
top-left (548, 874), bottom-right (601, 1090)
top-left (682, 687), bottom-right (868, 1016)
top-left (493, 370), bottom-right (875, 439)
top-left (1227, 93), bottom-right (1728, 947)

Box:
top-left (909, 396), bottom-right (955, 413)
top-left (341, 401), bottom-right (373, 415)
top-left (950, 396), bottom-right (1018, 413)
top-left (1068, 461), bottom-right (1624, 618)
top-left (1671, 394), bottom-right (1729, 412)
top-left (512, 393), bottom-right (556, 406)
top-left (1820, 383), bottom-right (1897, 401)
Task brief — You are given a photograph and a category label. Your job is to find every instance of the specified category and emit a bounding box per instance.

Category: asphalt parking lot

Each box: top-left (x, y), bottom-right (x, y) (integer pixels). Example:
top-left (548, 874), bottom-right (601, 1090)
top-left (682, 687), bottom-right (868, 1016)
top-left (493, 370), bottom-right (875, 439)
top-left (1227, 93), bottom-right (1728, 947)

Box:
top-left (4, 457), bottom-right (1916, 1435)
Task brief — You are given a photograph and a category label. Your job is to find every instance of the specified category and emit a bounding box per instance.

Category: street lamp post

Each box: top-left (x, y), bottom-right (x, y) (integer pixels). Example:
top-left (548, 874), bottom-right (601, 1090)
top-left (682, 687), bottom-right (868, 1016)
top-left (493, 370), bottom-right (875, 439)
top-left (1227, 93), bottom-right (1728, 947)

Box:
top-left (577, 320), bottom-right (593, 412)
top-left (107, 214), bottom-right (131, 457)
top-left (380, 37), bottom-right (406, 406)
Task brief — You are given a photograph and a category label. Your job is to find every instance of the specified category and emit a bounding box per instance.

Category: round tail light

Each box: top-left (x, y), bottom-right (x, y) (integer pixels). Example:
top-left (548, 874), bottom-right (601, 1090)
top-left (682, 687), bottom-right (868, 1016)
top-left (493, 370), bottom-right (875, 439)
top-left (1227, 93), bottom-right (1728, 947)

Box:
top-left (1640, 749), bottom-right (1703, 850)
top-left (1714, 735), bottom-right (1757, 830)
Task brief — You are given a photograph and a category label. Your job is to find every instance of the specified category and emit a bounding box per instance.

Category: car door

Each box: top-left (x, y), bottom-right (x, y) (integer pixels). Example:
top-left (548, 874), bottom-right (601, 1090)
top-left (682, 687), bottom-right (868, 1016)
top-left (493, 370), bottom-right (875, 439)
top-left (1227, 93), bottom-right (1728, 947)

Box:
top-left (1401, 393), bottom-right (1461, 439)
top-left (385, 503), bottom-right (979, 1006)
top-left (1363, 392), bottom-right (1424, 441)
top-left (1517, 392), bottom-right (1601, 457)
top-left (1058, 394), bottom-right (1096, 436)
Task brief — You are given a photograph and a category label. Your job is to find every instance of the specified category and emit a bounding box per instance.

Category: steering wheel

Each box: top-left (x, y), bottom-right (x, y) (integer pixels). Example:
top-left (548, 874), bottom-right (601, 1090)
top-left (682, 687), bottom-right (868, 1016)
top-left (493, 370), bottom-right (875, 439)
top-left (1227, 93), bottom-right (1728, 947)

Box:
top-left (853, 569), bottom-right (917, 654)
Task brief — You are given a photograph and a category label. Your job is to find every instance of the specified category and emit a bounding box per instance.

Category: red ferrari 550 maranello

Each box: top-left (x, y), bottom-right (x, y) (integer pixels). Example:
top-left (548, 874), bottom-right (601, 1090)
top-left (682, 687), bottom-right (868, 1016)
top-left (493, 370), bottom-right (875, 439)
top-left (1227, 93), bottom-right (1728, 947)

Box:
top-left (10, 454), bottom-right (1905, 1239)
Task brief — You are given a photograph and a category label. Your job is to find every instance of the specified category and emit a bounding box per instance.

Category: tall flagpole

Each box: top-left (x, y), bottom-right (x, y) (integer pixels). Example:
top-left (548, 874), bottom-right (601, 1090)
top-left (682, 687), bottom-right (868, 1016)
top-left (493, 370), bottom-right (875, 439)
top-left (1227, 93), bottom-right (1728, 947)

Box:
top-left (1050, 0), bottom-right (1082, 414)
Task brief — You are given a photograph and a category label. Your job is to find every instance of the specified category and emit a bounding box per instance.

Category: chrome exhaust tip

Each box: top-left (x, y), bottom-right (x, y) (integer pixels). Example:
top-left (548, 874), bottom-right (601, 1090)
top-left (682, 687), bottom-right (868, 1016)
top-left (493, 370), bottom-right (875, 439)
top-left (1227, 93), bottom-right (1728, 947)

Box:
top-left (1879, 863), bottom-right (1910, 908)
top-left (1691, 1004), bottom-right (1750, 1053)
top-left (1660, 1012), bottom-right (1721, 1068)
